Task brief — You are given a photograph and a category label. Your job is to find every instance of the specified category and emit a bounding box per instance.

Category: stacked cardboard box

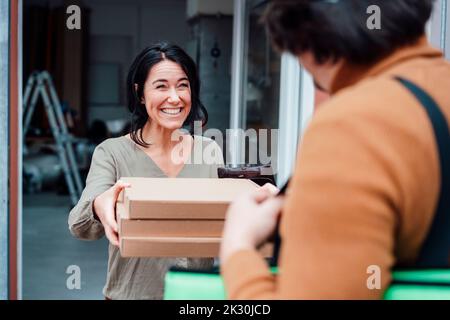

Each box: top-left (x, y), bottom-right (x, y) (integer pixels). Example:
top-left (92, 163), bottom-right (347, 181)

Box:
top-left (117, 177), bottom-right (272, 257)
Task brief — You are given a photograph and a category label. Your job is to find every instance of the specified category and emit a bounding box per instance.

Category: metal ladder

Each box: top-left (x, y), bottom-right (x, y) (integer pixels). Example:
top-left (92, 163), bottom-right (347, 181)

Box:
top-left (23, 71), bottom-right (83, 206)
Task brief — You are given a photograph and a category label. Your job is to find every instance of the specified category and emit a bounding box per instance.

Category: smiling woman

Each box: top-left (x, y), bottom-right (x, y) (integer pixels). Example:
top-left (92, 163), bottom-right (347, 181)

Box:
top-left (68, 42), bottom-right (224, 300)
top-left (141, 60), bottom-right (191, 130)
top-left (127, 42), bottom-right (208, 148)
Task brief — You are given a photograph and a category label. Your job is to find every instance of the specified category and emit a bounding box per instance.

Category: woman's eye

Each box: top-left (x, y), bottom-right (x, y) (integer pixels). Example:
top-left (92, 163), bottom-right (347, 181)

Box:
top-left (179, 83), bottom-right (189, 88)
top-left (156, 85), bottom-right (166, 89)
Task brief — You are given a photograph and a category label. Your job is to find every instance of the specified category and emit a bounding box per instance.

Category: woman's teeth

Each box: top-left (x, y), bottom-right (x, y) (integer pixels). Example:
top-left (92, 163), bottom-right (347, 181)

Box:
top-left (161, 108), bottom-right (182, 115)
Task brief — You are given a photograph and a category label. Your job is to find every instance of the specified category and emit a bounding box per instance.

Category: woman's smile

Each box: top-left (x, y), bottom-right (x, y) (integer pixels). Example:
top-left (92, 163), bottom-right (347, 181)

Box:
top-left (160, 107), bottom-right (184, 115)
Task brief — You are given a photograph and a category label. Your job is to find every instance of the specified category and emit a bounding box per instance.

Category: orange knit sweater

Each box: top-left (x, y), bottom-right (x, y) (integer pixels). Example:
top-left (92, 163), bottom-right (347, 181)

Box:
top-left (221, 37), bottom-right (450, 299)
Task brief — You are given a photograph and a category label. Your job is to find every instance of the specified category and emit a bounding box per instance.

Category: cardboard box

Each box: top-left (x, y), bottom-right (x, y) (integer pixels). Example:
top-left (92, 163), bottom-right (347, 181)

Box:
top-left (119, 219), bottom-right (225, 238)
top-left (118, 203), bottom-right (224, 237)
top-left (120, 236), bottom-right (274, 258)
top-left (116, 177), bottom-right (272, 258)
top-left (120, 236), bottom-right (221, 257)
top-left (117, 177), bottom-right (259, 219)
top-left (119, 219), bottom-right (224, 238)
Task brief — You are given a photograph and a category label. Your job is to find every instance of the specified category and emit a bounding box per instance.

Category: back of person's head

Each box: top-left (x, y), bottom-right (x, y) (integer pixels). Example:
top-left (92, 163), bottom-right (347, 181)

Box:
top-left (262, 0), bottom-right (435, 65)
top-left (126, 41), bottom-right (207, 147)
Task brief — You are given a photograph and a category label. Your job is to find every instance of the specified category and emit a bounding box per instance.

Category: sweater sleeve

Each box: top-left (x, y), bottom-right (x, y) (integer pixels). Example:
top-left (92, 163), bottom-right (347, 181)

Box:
top-left (68, 142), bottom-right (117, 240)
top-left (220, 94), bottom-right (430, 299)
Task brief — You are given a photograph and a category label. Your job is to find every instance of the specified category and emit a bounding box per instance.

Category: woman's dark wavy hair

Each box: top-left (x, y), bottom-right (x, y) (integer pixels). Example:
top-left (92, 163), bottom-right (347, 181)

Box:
top-left (126, 41), bottom-right (208, 147)
top-left (262, 0), bottom-right (435, 65)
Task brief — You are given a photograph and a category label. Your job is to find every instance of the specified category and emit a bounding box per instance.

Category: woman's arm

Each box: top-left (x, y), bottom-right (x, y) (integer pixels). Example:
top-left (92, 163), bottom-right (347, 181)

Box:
top-left (219, 96), bottom-right (426, 298)
top-left (68, 142), bottom-right (117, 240)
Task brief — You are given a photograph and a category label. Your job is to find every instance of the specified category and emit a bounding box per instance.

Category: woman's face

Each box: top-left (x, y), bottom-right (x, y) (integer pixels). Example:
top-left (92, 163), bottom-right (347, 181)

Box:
top-left (141, 59), bottom-right (192, 131)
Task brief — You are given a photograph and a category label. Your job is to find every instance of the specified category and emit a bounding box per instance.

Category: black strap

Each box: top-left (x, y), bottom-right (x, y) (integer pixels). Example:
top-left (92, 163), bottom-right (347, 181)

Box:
top-left (270, 181), bottom-right (289, 266)
top-left (271, 78), bottom-right (450, 268)
top-left (395, 77), bottom-right (450, 267)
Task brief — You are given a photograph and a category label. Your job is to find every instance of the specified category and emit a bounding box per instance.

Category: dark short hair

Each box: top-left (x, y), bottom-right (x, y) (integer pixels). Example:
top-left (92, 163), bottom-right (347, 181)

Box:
top-left (262, 0), bottom-right (434, 64)
top-left (126, 41), bottom-right (208, 147)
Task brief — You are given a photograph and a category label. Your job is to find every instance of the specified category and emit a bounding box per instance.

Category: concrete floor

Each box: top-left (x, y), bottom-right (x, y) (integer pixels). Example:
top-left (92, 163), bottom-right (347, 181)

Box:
top-left (23, 192), bottom-right (108, 300)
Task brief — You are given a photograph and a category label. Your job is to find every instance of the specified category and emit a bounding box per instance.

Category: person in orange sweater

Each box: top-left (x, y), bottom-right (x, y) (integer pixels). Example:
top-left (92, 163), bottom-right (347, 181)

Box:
top-left (220, 0), bottom-right (450, 299)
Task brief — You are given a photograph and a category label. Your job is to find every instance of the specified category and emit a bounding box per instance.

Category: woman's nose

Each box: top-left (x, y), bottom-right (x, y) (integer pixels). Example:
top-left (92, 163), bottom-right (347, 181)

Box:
top-left (167, 88), bottom-right (181, 104)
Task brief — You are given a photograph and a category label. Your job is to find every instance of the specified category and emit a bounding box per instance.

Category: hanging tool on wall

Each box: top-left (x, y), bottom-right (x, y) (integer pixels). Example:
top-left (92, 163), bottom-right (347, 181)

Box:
top-left (23, 71), bottom-right (83, 206)
top-left (210, 38), bottom-right (221, 70)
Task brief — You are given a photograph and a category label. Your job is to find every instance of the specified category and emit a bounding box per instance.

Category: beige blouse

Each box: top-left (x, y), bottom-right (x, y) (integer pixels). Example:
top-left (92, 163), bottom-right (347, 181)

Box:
top-left (68, 135), bottom-right (224, 299)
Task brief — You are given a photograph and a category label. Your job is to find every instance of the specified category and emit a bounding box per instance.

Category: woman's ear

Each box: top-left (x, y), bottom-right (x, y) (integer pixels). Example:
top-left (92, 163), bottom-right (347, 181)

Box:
top-left (134, 83), bottom-right (145, 104)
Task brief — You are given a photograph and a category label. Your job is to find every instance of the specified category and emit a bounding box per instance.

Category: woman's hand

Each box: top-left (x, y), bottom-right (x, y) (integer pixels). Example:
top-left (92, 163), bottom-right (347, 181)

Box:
top-left (260, 182), bottom-right (279, 195)
top-left (220, 185), bottom-right (284, 263)
top-left (93, 180), bottom-right (131, 246)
